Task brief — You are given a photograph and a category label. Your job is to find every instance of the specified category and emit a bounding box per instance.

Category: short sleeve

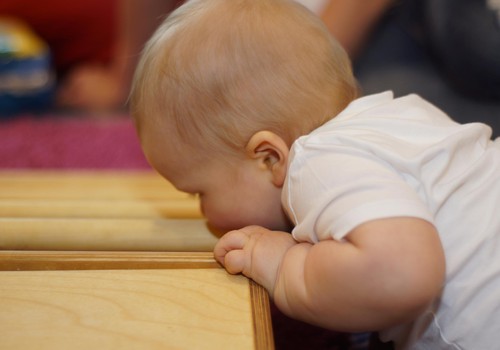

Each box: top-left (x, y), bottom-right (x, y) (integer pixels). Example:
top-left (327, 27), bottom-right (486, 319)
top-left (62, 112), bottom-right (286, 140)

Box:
top-left (283, 142), bottom-right (434, 243)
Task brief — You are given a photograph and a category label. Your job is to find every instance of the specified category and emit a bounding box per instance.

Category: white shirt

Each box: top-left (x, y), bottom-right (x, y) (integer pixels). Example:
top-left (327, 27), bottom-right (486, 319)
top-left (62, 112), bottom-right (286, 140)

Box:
top-left (294, 0), bottom-right (329, 14)
top-left (282, 91), bottom-right (500, 349)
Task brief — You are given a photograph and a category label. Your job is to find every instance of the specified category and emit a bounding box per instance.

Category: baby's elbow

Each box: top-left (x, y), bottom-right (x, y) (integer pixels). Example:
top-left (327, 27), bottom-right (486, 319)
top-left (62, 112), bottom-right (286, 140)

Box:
top-left (384, 256), bottom-right (446, 325)
top-left (352, 218), bottom-right (447, 327)
top-left (402, 274), bottom-right (444, 322)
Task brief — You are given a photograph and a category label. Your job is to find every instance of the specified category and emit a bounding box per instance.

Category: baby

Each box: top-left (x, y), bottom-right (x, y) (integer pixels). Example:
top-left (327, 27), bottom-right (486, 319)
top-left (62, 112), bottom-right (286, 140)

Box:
top-left (129, 0), bottom-right (500, 348)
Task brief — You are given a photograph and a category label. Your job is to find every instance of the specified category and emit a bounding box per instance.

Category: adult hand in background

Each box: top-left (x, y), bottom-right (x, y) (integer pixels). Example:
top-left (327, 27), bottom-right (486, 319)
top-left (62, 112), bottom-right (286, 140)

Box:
top-left (57, 64), bottom-right (126, 112)
top-left (57, 0), bottom-right (180, 113)
top-left (319, 0), bottom-right (394, 57)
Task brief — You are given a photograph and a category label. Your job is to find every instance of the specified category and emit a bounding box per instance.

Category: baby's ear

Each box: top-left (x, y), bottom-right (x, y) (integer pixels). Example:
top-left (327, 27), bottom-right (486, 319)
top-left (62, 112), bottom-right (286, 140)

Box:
top-left (246, 131), bottom-right (289, 187)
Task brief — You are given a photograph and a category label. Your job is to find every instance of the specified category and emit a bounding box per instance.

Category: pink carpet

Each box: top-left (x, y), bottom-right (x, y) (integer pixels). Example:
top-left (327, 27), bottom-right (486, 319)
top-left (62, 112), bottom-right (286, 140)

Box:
top-left (0, 115), bottom-right (150, 169)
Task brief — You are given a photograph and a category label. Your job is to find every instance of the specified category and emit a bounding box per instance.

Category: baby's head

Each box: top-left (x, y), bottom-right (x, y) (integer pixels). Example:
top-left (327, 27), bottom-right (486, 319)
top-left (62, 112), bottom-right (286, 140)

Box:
top-left (131, 0), bottom-right (357, 155)
top-left (129, 0), bottom-right (357, 231)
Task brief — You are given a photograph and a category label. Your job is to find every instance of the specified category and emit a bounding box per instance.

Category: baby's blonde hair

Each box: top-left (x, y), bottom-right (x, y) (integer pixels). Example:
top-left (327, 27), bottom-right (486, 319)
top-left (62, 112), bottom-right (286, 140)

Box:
top-left (130, 0), bottom-right (358, 155)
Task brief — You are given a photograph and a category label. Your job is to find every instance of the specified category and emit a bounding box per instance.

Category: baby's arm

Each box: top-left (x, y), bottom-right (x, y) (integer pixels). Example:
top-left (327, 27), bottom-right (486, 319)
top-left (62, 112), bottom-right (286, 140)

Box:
top-left (214, 217), bottom-right (445, 332)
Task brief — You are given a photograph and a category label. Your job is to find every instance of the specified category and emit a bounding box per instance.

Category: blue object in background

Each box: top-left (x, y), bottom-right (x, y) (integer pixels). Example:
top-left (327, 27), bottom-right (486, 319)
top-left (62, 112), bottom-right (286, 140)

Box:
top-left (0, 18), bottom-right (55, 117)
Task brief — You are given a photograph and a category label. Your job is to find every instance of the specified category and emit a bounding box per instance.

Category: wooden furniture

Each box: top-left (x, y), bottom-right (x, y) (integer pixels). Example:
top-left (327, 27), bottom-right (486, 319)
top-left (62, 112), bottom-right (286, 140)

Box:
top-left (0, 171), bottom-right (274, 350)
top-left (0, 171), bottom-right (216, 251)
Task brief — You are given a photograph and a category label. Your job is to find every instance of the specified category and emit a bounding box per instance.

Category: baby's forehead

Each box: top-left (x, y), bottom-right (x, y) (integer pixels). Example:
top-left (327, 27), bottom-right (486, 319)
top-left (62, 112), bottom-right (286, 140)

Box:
top-left (140, 119), bottom-right (209, 160)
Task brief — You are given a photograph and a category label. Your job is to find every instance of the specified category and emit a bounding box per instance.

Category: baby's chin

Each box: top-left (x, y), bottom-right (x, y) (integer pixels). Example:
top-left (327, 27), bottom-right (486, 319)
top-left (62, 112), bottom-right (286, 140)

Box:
top-left (204, 222), bottom-right (227, 238)
top-left (205, 220), bottom-right (247, 235)
top-left (207, 217), bottom-right (293, 235)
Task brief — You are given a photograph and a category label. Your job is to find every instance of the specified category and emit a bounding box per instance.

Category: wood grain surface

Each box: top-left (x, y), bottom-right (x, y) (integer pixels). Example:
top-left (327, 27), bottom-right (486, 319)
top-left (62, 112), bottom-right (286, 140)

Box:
top-left (0, 268), bottom-right (259, 349)
top-left (0, 171), bottom-right (220, 251)
top-left (0, 171), bottom-right (275, 349)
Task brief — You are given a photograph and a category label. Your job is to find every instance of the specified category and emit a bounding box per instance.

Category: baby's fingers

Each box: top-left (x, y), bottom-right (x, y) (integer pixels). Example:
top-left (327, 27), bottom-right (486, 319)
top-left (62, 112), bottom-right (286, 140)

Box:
top-left (213, 229), bottom-right (249, 266)
top-left (223, 249), bottom-right (246, 275)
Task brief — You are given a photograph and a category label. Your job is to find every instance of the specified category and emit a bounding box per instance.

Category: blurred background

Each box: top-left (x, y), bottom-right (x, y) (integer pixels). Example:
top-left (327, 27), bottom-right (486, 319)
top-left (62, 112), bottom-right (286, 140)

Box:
top-left (0, 0), bottom-right (498, 121)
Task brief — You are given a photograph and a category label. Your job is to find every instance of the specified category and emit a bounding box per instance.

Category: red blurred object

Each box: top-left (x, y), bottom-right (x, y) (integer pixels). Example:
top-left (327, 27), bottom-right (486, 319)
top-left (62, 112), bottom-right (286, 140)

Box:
top-left (0, 0), bottom-right (118, 76)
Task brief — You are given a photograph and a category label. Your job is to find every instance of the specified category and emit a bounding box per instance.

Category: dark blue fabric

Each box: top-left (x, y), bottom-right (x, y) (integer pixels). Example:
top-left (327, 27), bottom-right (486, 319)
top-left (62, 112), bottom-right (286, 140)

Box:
top-left (354, 0), bottom-right (500, 138)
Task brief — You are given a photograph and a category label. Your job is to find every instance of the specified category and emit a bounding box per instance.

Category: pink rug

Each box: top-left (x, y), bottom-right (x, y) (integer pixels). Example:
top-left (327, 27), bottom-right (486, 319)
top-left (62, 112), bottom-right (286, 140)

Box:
top-left (0, 115), bottom-right (150, 169)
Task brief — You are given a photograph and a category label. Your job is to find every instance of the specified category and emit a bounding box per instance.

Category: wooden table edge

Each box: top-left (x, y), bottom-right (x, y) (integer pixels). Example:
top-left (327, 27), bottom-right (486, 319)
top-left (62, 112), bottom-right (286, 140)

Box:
top-left (0, 250), bottom-right (275, 350)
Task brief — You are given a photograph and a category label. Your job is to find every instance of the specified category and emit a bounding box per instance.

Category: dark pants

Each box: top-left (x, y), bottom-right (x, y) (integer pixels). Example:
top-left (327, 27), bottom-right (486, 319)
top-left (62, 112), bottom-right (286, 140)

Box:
top-left (354, 0), bottom-right (500, 138)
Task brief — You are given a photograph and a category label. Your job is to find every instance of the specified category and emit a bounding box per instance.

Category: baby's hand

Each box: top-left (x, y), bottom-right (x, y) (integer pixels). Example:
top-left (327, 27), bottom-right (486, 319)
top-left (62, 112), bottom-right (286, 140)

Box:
top-left (214, 225), bottom-right (297, 294)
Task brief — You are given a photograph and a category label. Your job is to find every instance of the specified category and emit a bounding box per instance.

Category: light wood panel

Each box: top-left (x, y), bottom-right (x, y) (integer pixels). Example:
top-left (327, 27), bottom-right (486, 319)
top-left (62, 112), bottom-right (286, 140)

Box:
top-left (0, 171), bottom-right (219, 251)
top-left (0, 171), bottom-right (183, 200)
top-left (0, 199), bottom-right (201, 218)
top-left (0, 269), bottom-right (269, 350)
top-left (0, 251), bottom-right (274, 350)
top-left (0, 172), bottom-right (275, 349)
top-left (0, 218), bottom-right (219, 251)
top-left (0, 251), bottom-right (221, 271)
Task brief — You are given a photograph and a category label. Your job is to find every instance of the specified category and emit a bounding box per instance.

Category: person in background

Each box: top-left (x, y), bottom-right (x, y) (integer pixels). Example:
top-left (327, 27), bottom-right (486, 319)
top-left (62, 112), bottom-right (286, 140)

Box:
top-left (0, 0), bottom-right (117, 112)
top-left (94, 0), bottom-right (500, 136)
top-left (4, 0), bottom-right (498, 127)
top-left (55, 0), bottom-right (180, 112)
top-left (294, 1), bottom-right (500, 138)
top-left (320, 0), bottom-right (500, 137)
top-left (0, 0), bottom-right (178, 113)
